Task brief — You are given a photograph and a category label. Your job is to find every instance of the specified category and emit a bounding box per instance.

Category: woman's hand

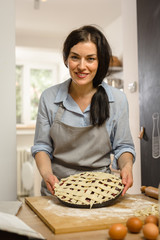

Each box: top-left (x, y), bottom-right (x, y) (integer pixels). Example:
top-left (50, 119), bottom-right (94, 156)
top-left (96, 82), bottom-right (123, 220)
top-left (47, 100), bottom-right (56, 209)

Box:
top-left (43, 172), bottom-right (59, 195)
top-left (120, 164), bottom-right (133, 196)
top-left (118, 152), bottom-right (133, 196)
top-left (35, 151), bottom-right (59, 195)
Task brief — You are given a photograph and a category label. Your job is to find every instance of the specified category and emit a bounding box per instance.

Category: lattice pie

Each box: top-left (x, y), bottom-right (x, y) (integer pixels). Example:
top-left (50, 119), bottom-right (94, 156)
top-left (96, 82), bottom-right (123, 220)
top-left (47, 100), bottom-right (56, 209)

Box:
top-left (54, 172), bottom-right (124, 208)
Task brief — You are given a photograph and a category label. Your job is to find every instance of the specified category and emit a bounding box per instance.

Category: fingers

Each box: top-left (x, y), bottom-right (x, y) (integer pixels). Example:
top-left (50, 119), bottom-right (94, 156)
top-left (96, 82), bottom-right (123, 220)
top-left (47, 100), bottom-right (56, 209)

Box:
top-left (45, 174), bottom-right (59, 195)
top-left (46, 182), bottom-right (55, 195)
top-left (121, 169), bottom-right (133, 196)
top-left (122, 185), bottom-right (128, 196)
top-left (122, 176), bottom-right (127, 185)
top-left (121, 179), bottom-right (132, 196)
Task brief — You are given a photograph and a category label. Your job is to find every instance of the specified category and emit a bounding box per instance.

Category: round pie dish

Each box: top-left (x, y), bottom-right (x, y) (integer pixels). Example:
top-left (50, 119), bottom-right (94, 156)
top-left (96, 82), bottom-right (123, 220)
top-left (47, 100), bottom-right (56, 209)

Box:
top-left (54, 172), bottom-right (124, 208)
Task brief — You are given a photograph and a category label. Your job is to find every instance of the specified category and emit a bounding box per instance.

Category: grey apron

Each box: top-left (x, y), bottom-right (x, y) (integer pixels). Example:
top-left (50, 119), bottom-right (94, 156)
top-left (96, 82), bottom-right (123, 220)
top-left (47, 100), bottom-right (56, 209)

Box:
top-left (41, 104), bottom-right (112, 196)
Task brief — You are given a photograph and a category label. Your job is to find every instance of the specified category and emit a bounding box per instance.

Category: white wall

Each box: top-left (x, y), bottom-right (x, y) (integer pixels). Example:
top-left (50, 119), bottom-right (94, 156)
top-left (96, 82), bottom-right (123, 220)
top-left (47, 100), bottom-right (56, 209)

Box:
top-left (0, 1), bottom-right (17, 200)
top-left (122, 0), bottom-right (141, 193)
top-left (105, 16), bottom-right (123, 61)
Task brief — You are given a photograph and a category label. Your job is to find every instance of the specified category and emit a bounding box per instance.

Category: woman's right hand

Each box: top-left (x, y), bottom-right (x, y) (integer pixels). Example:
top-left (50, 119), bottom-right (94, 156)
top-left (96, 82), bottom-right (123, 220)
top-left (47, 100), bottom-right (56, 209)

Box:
top-left (43, 172), bottom-right (59, 195)
top-left (35, 151), bottom-right (59, 195)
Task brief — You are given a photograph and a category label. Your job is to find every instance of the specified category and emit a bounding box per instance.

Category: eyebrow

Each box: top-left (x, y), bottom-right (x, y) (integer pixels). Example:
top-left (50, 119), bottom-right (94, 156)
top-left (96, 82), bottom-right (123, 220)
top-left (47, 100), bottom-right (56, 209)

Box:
top-left (70, 51), bottom-right (97, 57)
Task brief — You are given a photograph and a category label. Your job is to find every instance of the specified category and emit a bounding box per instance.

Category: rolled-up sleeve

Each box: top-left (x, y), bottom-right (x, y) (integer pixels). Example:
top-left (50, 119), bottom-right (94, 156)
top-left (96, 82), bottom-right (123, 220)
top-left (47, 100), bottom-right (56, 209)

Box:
top-left (31, 93), bottom-right (53, 159)
top-left (111, 93), bottom-right (136, 170)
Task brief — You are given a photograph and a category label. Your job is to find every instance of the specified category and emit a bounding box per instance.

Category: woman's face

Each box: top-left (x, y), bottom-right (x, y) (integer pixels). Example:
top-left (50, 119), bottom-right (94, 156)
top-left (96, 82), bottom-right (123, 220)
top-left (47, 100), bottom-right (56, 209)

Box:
top-left (67, 41), bottom-right (98, 87)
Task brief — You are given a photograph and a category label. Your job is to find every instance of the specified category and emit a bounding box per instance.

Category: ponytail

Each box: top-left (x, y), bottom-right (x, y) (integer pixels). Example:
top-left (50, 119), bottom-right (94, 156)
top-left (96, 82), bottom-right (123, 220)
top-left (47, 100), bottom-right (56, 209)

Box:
top-left (90, 85), bottom-right (109, 126)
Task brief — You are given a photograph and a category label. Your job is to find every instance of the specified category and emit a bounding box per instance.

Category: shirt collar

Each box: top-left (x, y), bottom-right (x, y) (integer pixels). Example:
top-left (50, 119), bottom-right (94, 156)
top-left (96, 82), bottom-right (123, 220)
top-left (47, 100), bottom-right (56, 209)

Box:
top-left (54, 78), bottom-right (84, 115)
top-left (54, 78), bottom-right (115, 105)
top-left (54, 78), bottom-right (71, 104)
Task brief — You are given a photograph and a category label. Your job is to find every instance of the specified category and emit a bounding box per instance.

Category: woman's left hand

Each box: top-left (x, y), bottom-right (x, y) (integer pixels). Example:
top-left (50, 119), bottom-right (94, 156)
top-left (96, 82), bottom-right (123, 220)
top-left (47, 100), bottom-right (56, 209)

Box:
top-left (120, 164), bottom-right (133, 196)
top-left (118, 152), bottom-right (133, 196)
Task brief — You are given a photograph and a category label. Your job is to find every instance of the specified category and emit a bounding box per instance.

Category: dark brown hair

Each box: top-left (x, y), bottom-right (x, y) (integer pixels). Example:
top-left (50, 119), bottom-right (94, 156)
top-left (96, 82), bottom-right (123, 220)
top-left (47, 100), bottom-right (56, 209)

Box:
top-left (63, 25), bottom-right (112, 126)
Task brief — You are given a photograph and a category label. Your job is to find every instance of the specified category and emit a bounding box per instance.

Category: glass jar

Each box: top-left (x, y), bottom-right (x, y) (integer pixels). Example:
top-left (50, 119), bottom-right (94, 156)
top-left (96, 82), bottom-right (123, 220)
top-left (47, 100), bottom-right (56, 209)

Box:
top-left (152, 112), bottom-right (160, 158)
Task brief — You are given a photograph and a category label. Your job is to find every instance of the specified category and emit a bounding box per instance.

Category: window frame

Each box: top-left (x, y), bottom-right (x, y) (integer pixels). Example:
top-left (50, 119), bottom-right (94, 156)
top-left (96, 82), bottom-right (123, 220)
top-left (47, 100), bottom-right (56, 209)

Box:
top-left (16, 47), bottom-right (67, 127)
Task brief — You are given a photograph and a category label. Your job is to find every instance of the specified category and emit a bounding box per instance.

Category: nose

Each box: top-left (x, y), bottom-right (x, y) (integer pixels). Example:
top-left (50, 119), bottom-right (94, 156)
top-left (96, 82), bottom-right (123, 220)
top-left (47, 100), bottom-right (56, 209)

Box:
top-left (77, 59), bottom-right (86, 71)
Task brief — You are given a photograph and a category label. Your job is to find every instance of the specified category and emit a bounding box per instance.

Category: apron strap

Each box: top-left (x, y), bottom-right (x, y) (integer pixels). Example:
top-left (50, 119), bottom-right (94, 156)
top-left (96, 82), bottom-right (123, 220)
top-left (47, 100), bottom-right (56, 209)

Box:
top-left (54, 103), bottom-right (65, 122)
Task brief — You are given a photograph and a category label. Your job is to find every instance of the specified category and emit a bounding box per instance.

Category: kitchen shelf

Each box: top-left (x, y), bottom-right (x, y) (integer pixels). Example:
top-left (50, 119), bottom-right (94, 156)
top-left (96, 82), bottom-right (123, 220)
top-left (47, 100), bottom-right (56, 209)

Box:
top-left (109, 66), bottom-right (123, 72)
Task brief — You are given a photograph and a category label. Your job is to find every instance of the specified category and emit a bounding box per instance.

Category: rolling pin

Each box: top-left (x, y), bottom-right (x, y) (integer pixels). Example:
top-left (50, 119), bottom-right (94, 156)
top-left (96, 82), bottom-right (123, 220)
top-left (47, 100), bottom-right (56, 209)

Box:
top-left (141, 186), bottom-right (158, 199)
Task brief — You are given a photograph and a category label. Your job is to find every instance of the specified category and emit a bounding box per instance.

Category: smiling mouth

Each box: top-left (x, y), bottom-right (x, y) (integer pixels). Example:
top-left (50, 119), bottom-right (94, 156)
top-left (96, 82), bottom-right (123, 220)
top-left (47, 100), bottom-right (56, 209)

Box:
top-left (76, 72), bottom-right (88, 78)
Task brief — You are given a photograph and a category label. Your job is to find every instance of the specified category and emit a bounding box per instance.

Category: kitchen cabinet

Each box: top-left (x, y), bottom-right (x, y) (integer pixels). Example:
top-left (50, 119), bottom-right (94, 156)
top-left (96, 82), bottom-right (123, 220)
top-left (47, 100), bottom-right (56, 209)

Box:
top-left (137, 0), bottom-right (160, 187)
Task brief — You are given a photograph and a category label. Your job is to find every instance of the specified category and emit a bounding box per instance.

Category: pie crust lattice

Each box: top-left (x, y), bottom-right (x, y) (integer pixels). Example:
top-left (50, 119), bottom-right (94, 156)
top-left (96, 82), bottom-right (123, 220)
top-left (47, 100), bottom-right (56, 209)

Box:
top-left (54, 172), bottom-right (124, 208)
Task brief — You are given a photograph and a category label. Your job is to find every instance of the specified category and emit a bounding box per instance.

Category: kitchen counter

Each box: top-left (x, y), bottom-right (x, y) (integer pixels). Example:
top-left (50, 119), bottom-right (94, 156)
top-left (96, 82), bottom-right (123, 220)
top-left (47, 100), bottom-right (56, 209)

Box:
top-left (17, 194), bottom-right (160, 240)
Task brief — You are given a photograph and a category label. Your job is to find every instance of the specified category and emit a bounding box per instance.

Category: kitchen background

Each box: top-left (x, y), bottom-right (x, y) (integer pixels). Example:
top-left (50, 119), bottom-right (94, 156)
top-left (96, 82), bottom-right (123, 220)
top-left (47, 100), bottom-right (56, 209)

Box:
top-left (16, 0), bottom-right (126, 198)
top-left (2, 0), bottom-right (158, 200)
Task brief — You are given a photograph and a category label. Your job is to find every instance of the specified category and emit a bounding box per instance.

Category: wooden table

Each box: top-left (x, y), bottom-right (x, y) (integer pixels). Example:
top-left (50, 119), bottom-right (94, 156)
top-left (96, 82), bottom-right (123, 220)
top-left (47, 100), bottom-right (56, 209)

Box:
top-left (17, 194), bottom-right (160, 240)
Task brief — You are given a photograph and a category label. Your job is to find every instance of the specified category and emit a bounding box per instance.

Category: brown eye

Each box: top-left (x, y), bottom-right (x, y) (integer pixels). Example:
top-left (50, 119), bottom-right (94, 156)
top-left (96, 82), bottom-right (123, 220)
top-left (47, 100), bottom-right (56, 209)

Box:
top-left (87, 57), bottom-right (95, 62)
top-left (71, 56), bottom-right (78, 60)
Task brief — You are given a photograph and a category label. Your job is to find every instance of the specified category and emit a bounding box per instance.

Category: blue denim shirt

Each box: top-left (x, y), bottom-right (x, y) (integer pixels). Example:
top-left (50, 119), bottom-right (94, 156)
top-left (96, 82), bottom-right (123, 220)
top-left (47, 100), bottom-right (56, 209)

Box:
top-left (31, 79), bottom-right (135, 170)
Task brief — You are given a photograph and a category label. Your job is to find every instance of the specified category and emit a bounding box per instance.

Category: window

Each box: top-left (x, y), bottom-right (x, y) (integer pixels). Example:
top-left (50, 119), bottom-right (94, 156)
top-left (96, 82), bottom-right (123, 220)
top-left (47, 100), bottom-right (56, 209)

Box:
top-left (16, 65), bottom-right (23, 123)
top-left (30, 68), bottom-right (53, 121)
top-left (15, 47), bottom-right (69, 127)
top-left (16, 64), bottom-right (58, 125)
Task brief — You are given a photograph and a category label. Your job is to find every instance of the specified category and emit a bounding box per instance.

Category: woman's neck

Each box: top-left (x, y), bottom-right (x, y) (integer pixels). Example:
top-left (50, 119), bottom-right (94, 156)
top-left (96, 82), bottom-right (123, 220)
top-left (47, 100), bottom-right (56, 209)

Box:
top-left (69, 81), bottom-right (97, 112)
top-left (69, 81), bottom-right (96, 99)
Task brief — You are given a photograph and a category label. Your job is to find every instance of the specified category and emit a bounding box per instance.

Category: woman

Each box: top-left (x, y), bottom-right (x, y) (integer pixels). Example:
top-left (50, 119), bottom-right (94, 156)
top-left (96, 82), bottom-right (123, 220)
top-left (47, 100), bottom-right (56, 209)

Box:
top-left (31, 25), bottom-right (135, 197)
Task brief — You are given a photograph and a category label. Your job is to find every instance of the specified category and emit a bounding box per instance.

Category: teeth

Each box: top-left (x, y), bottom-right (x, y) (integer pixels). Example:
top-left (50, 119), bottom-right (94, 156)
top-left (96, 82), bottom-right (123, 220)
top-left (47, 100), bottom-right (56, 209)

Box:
top-left (77, 73), bottom-right (87, 77)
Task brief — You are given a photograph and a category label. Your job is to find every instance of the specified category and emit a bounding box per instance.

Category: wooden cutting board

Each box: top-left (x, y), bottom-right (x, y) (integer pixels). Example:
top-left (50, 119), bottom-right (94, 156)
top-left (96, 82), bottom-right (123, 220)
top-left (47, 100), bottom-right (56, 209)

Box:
top-left (25, 194), bottom-right (158, 234)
